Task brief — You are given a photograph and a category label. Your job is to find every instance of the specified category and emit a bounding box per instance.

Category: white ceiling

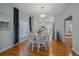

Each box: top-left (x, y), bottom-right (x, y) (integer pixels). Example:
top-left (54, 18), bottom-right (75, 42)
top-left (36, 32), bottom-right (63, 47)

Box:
top-left (14, 3), bottom-right (68, 16)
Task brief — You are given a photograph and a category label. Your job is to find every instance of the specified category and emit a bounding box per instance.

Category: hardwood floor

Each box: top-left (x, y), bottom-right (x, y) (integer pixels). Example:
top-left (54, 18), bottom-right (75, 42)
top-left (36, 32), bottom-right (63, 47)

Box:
top-left (0, 38), bottom-right (78, 56)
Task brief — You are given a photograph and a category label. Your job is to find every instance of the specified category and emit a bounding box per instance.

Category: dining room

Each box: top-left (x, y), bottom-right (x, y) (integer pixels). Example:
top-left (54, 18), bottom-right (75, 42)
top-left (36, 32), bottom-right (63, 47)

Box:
top-left (0, 3), bottom-right (78, 56)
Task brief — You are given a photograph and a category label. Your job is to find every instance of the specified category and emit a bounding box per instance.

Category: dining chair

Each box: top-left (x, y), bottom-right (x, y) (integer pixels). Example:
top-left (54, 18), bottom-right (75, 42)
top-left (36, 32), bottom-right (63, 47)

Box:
top-left (28, 32), bottom-right (36, 51)
top-left (36, 35), bottom-right (49, 52)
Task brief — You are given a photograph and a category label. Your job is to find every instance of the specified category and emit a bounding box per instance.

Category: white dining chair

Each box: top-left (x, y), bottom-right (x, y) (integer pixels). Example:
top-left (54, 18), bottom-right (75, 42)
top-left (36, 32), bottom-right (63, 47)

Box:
top-left (28, 32), bottom-right (36, 51)
top-left (36, 35), bottom-right (49, 52)
top-left (41, 30), bottom-right (49, 47)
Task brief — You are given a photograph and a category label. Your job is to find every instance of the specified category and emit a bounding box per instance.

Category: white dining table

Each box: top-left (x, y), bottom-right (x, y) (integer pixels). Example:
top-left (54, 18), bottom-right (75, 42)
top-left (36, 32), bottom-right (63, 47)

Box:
top-left (33, 34), bottom-right (49, 44)
top-left (34, 35), bottom-right (48, 38)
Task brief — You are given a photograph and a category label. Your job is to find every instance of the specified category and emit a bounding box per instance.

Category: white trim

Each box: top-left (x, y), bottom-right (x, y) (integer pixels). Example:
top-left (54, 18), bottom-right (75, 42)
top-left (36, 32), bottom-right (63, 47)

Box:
top-left (19, 36), bottom-right (27, 44)
top-left (0, 44), bottom-right (15, 53)
top-left (0, 37), bottom-right (27, 53)
top-left (19, 38), bottom-right (27, 44)
top-left (72, 48), bottom-right (79, 55)
top-left (62, 39), bottom-right (65, 43)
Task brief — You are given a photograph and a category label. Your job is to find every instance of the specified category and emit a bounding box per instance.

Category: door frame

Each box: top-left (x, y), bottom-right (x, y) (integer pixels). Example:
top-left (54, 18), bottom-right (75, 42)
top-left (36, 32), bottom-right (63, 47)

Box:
top-left (13, 7), bottom-right (19, 44)
top-left (64, 16), bottom-right (72, 39)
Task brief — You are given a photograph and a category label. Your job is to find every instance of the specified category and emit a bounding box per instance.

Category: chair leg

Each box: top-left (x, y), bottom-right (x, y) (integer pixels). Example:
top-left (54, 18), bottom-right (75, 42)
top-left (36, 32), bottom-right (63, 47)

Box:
top-left (37, 44), bottom-right (40, 53)
top-left (32, 43), bottom-right (34, 51)
top-left (47, 42), bottom-right (49, 48)
top-left (45, 45), bottom-right (47, 51)
top-left (28, 42), bottom-right (30, 47)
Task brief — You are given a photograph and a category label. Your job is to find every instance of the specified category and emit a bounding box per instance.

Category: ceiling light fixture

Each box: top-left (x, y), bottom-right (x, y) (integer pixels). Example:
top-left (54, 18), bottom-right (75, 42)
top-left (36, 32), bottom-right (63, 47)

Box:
top-left (40, 6), bottom-right (45, 18)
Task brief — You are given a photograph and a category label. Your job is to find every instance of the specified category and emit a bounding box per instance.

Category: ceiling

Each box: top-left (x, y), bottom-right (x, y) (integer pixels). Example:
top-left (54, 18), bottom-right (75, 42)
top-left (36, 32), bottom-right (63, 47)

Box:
top-left (14, 3), bottom-right (68, 17)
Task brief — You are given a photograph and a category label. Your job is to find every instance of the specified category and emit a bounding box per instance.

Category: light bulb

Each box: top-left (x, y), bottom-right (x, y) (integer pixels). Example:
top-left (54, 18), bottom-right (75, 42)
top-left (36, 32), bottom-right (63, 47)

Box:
top-left (40, 14), bottom-right (45, 18)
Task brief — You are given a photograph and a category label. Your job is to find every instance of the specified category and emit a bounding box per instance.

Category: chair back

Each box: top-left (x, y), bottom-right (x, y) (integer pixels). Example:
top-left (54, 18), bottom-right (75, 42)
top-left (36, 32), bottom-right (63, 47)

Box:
top-left (28, 32), bottom-right (35, 43)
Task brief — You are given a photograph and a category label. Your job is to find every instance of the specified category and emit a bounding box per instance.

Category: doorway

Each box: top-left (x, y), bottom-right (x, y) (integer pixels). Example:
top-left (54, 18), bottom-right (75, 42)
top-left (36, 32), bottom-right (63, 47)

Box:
top-left (14, 7), bottom-right (19, 44)
top-left (64, 16), bottom-right (72, 48)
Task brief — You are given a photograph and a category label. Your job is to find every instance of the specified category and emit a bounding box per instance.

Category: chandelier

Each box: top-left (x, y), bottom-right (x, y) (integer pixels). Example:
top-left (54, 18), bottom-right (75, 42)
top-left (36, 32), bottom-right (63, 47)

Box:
top-left (40, 6), bottom-right (45, 18)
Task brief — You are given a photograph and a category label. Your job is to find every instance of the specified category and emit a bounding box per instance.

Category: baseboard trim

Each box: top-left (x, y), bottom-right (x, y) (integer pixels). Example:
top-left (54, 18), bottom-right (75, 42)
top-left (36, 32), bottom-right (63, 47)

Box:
top-left (72, 48), bottom-right (79, 56)
top-left (19, 37), bottom-right (27, 44)
top-left (62, 39), bottom-right (65, 43)
top-left (0, 44), bottom-right (15, 53)
top-left (0, 37), bottom-right (28, 53)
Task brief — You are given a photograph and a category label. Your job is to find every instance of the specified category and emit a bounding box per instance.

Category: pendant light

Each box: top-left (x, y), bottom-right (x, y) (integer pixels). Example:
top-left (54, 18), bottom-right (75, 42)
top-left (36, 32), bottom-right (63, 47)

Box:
top-left (40, 6), bottom-right (45, 18)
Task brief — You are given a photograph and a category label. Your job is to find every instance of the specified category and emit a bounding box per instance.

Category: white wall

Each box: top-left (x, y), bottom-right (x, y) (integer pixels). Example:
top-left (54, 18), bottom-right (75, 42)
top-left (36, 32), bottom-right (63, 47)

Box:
top-left (62, 3), bottom-right (79, 54)
top-left (19, 11), bottom-right (29, 41)
top-left (54, 3), bottom-right (79, 54)
top-left (0, 4), bottom-right (29, 52)
top-left (54, 13), bottom-right (64, 40)
top-left (0, 4), bottom-right (14, 52)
